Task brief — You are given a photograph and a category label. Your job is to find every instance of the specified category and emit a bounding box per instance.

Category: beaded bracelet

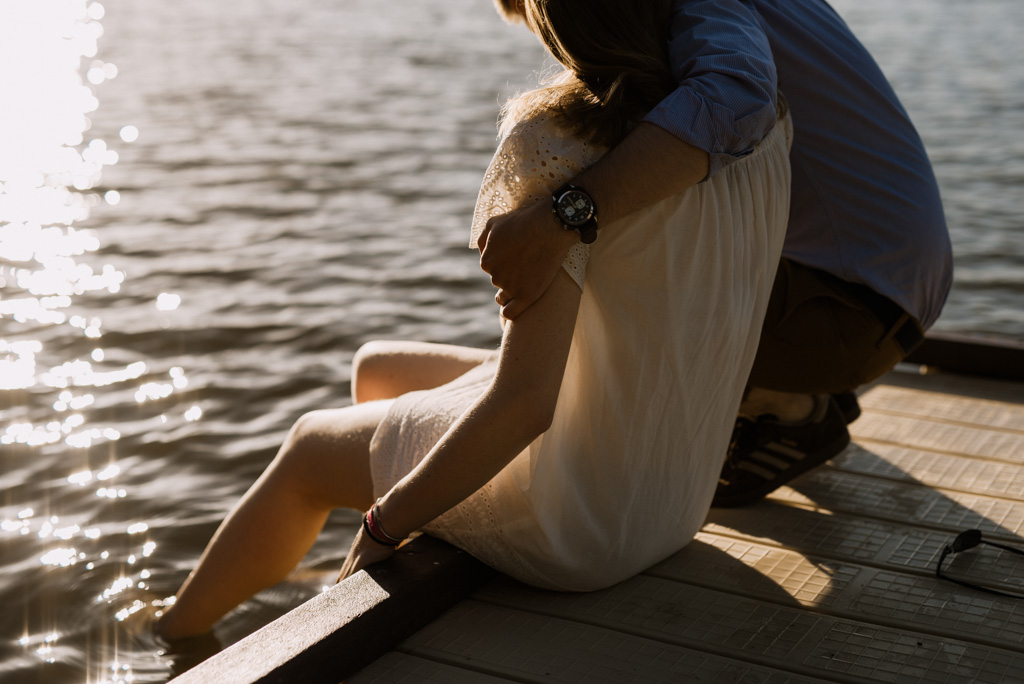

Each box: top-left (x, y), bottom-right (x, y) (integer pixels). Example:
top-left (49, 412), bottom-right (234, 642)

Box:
top-left (362, 500), bottom-right (404, 547)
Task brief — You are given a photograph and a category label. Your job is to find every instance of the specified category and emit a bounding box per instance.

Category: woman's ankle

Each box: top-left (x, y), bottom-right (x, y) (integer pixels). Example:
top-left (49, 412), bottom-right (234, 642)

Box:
top-left (153, 604), bottom-right (209, 643)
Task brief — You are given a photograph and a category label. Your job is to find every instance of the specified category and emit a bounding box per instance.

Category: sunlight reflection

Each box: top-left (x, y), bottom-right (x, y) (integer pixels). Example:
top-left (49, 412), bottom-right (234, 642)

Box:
top-left (0, 2), bottom-right (190, 679)
top-left (101, 576), bottom-right (133, 600)
top-left (41, 359), bottom-right (147, 388)
top-left (0, 340), bottom-right (42, 390)
top-left (40, 548), bottom-right (79, 567)
top-left (135, 382), bottom-right (173, 403)
top-left (155, 292), bottom-right (181, 311)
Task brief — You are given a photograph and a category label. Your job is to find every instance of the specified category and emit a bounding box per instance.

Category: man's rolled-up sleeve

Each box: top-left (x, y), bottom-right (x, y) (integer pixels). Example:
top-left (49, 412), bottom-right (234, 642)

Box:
top-left (643, 0), bottom-right (778, 179)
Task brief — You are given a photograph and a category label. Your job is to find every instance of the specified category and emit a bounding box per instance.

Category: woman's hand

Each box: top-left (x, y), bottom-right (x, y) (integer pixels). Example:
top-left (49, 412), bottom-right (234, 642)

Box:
top-left (336, 526), bottom-right (396, 582)
top-left (477, 201), bottom-right (578, 321)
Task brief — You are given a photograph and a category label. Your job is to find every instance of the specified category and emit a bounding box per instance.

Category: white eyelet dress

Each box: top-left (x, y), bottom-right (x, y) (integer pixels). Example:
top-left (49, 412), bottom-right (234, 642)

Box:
top-left (370, 114), bottom-right (792, 591)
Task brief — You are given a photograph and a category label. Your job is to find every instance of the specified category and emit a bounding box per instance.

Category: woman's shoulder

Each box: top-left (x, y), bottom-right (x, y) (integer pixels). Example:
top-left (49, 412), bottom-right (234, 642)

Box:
top-left (496, 113), bottom-right (605, 180)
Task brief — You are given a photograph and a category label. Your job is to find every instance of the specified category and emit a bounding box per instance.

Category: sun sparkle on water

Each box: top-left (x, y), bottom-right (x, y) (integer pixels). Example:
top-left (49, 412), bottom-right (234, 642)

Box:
top-left (1, 3), bottom-right (188, 680)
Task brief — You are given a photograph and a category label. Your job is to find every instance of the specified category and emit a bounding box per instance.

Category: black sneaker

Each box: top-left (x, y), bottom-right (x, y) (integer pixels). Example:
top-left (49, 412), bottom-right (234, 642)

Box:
top-left (833, 391), bottom-right (861, 424)
top-left (712, 395), bottom-right (851, 507)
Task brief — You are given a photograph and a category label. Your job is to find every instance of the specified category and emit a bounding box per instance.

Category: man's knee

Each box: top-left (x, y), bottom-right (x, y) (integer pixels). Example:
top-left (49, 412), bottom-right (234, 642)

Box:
top-left (748, 260), bottom-right (915, 393)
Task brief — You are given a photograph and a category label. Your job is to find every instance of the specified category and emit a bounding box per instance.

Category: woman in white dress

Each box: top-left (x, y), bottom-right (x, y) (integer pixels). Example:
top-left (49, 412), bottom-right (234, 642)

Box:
top-left (155, 0), bottom-right (791, 640)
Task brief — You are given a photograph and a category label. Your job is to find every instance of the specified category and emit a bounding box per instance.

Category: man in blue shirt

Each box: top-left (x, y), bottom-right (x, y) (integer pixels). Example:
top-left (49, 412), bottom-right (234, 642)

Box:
top-left (482, 0), bottom-right (953, 506)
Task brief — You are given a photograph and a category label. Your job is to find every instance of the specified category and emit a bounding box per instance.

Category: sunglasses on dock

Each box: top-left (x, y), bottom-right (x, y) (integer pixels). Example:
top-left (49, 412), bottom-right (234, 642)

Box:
top-left (935, 529), bottom-right (1024, 599)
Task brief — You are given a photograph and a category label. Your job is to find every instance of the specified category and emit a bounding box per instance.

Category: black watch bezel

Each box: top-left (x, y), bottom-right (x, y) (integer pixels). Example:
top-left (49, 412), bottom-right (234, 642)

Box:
top-left (552, 183), bottom-right (599, 244)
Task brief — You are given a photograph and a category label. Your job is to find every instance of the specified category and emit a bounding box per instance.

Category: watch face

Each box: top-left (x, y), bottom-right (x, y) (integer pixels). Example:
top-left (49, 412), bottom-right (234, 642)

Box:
top-left (556, 190), bottom-right (594, 226)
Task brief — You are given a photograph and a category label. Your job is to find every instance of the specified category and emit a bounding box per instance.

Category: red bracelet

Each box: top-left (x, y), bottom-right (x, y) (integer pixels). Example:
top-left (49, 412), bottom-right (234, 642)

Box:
top-left (363, 500), bottom-right (404, 547)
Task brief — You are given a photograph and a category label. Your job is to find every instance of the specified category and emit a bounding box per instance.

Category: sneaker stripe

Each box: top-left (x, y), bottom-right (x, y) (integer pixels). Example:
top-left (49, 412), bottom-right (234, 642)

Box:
top-left (745, 448), bottom-right (794, 472)
top-left (761, 440), bottom-right (807, 462)
top-left (736, 459), bottom-right (778, 480)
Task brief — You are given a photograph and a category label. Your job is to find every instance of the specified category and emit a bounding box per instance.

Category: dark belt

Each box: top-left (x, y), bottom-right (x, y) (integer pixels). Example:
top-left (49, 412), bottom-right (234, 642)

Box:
top-left (856, 285), bottom-right (924, 355)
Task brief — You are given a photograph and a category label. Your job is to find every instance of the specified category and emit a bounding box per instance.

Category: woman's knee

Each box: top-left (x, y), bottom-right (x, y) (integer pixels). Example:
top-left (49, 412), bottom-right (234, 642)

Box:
top-left (273, 406), bottom-right (381, 509)
top-left (274, 411), bottom-right (332, 480)
top-left (352, 340), bottom-right (401, 403)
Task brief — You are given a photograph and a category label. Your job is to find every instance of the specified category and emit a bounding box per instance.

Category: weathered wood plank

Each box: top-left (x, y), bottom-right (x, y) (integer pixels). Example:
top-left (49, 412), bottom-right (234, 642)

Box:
top-left (650, 536), bottom-right (1024, 651)
top-left (883, 365), bottom-right (1024, 406)
top-left (350, 652), bottom-right (517, 683)
top-left (858, 385), bottom-right (1024, 431)
top-left (402, 599), bottom-right (829, 683)
top-left (473, 573), bottom-right (1024, 684)
top-left (848, 412), bottom-right (1024, 462)
top-left (168, 536), bottom-right (493, 684)
top-left (770, 469), bottom-right (1024, 539)
top-left (831, 442), bottom-right (1024, 500)
top-left (904, 332), bottom-right (1024, 382)
top-left (705, 502), bottom-right (1024, 593)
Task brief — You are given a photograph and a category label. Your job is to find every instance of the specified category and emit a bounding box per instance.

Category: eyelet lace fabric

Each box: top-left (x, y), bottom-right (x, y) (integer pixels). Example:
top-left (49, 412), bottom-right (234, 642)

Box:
top-left (470, 116), bottom-right (603, 290)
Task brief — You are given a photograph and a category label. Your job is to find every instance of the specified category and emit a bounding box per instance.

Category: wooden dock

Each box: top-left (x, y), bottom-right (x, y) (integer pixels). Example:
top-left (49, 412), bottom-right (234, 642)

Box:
top-left (171, 348), bottom-right (1024, 684)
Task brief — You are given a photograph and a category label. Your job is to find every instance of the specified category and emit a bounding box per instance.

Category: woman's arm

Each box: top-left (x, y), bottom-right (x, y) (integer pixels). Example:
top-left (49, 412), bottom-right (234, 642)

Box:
top-left (338, 269), bottom-right (582, 577)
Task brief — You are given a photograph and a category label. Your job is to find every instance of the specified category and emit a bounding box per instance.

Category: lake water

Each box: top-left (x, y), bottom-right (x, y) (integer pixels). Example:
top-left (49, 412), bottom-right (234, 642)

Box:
top-left (0, 0), bottom-right (1021, 681)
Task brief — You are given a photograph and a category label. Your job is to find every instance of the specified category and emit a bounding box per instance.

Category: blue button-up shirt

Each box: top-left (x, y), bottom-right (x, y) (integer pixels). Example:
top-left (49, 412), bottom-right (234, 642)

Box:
top-left (644, 0), bottom-right (952, 329)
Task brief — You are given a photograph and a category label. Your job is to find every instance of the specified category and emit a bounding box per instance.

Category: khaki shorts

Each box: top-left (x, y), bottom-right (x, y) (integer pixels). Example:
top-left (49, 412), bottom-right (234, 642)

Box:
top-left (747, 259), bottom-right (924, 394)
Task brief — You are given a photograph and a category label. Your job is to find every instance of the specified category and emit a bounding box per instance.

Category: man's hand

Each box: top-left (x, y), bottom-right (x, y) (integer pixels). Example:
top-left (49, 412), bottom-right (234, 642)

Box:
top-left (477, 199), bottom-right (579, 320)
top-left (336, 526), bottom-right (395, 582)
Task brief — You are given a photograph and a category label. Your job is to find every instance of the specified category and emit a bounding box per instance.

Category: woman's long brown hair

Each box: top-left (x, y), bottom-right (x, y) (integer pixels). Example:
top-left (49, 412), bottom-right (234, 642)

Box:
top-left (502, 0), bottom-right (676, 148)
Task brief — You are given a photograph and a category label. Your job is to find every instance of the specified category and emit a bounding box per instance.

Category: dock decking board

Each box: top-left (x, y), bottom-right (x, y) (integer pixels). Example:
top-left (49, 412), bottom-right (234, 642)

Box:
top-left (353, 652), bottom-right (519, 683)
top-left (768, 470), bottom-right (1024, 538)
top-left (471, 576), bottom-right (1024, 683)
top-left (834, 443), bottom-right (1024, 500)
top-left (653, 536), bottom-right (1024, 649)
top-left (849, 412), bottom-right (1024, 463)
top-left (704, 505), bottom-right (1024, 592)
top-left (857, 385), bottom-right (1024, 432)
top-left (349, 370), bottom-right (1024, 683)
top-left (389, 601), bottom-right (827, 684)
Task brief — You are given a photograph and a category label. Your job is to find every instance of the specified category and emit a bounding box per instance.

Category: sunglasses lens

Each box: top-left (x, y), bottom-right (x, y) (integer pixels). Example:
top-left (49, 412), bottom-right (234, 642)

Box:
top-left (952, 529), bottom-right (983, 552)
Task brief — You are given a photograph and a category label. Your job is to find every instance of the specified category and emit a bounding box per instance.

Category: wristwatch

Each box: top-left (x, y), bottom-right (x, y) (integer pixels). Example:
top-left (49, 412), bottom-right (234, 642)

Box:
top-left (552, 182), bottom-right (599, 244)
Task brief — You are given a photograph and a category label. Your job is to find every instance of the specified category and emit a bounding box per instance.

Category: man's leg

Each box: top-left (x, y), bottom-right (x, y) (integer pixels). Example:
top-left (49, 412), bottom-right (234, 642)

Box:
top-left (713, 259), bottom-right (923, 507)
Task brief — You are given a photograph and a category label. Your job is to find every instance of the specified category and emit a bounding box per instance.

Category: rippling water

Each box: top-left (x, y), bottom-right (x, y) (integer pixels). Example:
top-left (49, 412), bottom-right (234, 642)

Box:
top-left (1, 0), bottom-right (1021, 681)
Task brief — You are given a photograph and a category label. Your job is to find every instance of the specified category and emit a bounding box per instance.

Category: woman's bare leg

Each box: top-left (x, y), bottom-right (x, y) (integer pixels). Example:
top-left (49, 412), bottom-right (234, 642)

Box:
top-left (155, 400), bottom-right (392, 640)
top-left (352, 340), bottom-right (496, 403)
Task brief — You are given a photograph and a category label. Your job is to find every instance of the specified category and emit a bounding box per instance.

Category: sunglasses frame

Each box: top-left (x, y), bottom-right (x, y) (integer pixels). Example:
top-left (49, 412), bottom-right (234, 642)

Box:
top-left (935, 529), bottom-right (1024, 599)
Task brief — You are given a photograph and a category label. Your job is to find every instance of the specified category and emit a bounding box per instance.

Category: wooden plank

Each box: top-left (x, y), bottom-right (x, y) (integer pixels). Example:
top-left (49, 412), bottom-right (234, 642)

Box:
top-left (350, 652), bottom-right (518, 683)
top-left (650, 536), bottom-right (1024, 651)
top-left (848, 412), bottom-right (1024, 463)
top-left (904, 332), bottom-right (1024, 382)
top-left (769, 469), bottom-right (1024, 539)
top-left (857, 385), bottom-right (1024, 432)
top-left (401, 599), bottom-right (828, 683)
top-left (877, 367), bottom-right (1024, 406)
top-left (473, 573), bottom-right (1024, 684)
top-left (705, 502), bottom-right (1024, 594)
top-left (832, 442), bottom-right (1024, 500)
top-left (168, 536), bottom-right (494, 684)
